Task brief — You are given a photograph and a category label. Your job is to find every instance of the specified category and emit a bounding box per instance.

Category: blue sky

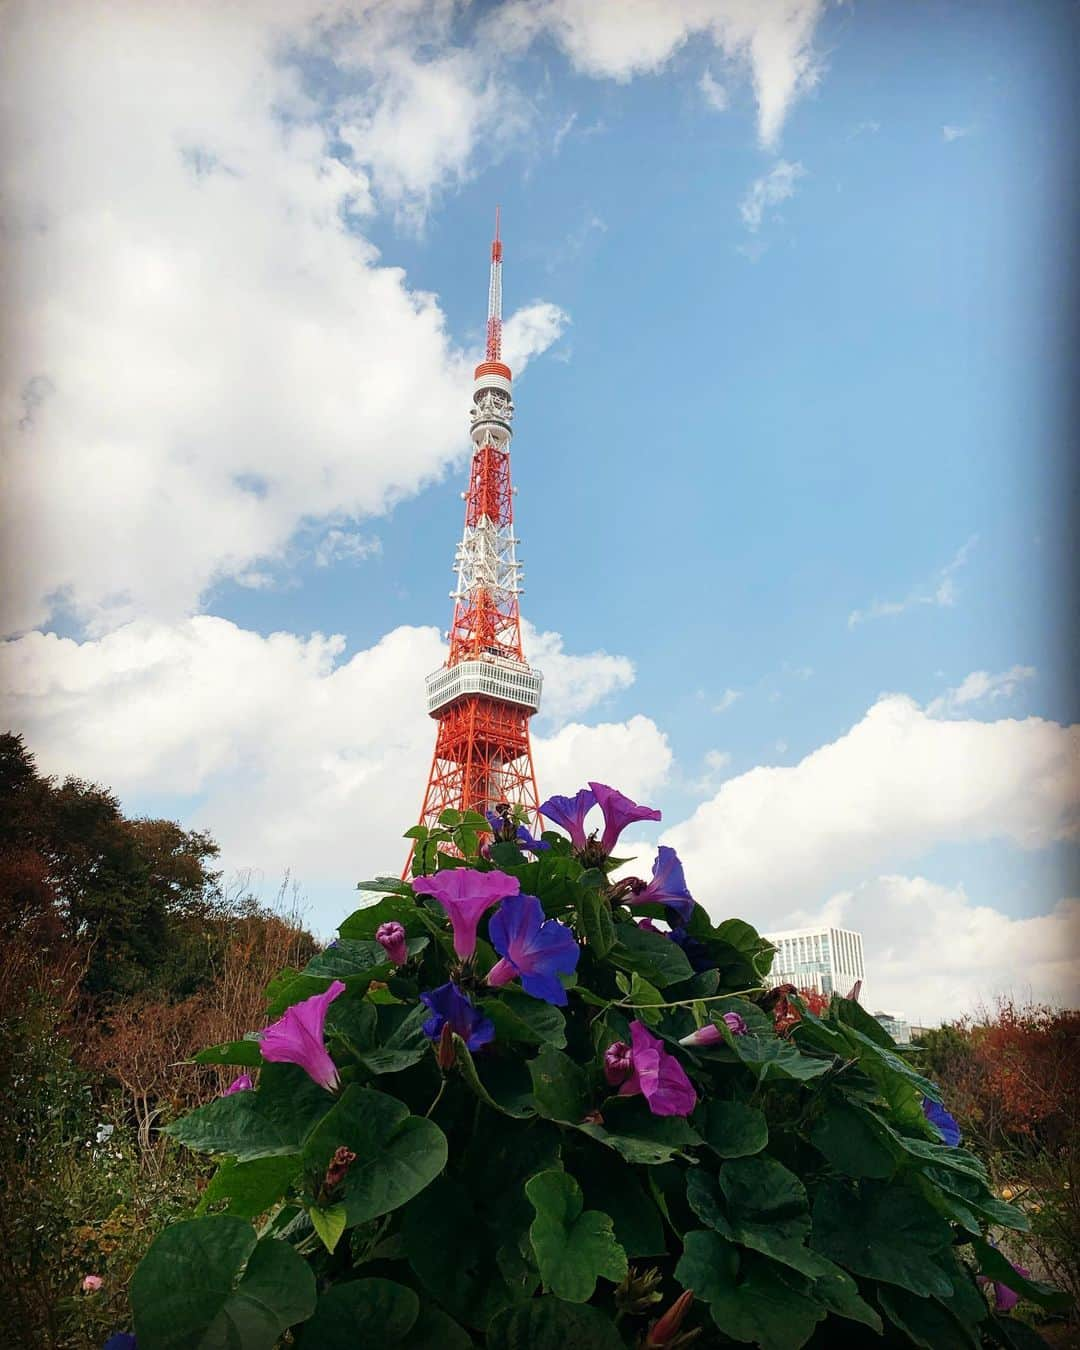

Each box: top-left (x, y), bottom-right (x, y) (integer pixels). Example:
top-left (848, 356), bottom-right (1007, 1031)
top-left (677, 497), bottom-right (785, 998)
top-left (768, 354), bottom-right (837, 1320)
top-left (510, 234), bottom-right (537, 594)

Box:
top-left (2, 0), bottom-right (1076, 1021)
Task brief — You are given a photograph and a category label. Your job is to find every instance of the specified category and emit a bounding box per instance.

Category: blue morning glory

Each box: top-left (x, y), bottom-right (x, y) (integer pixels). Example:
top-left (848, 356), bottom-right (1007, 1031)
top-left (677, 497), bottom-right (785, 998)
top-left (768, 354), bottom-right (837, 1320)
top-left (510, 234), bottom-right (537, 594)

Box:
top-left (420, 982), bottom-right (495, 1052)
top-left (539, 787), bottom-right (597, 850)
top-left (486, 893), bottom-right (580, 1006)
top-left (922, 1096), bottom-right (961, 1147)
top-left (625, 846), bottom-right (696, 925)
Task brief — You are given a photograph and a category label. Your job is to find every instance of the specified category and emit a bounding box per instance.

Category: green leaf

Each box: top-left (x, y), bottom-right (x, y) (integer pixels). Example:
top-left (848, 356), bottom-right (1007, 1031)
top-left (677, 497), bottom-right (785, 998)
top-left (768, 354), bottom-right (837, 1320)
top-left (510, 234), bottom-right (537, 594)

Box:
top-left (700, 1100), bottom-right (768, 1158)
top-left (970, 1237), bottom-right (1073, 1313)
top-left (623, 972), bottom-right (665, 1024)
top-left (810, 1098), bottom-right (899, 1178)
top-left (984, 1316), bottom-right (1055, 1349)
top-left (610, 920), bottom-right (694, 988)
top-left (482, 990), bottom-right (568, 1048)
top-left (719, 1155), bottom-right (811, 1243)
top-left (164, 1063), bottom-right (334, 1162)
top-left (878, 1286), bottom-right (978, 1350)
top-left (298, 1278), bottom-right (419, 1348)
top-left (580, 1097), bottom-right (702, 1165)
top-left (528, 1046), bottom-right (590, 1123)
top-left (196, 1154), bottom-right (301, 1219)
top-left (578, 887), bottom-right (615, 959)
top-left (487, 1297), bottom-right (626, 1350)
top-left (409, 1307), bottom-right (474, 1349)
top-left (918, 1165), bottom-right (1030, 1234)
top-left (810, 1180), bottom-right (955, 1296)
top-left (303, 936), bottom-right (427, 981)
top-left (131, 1216), bottom-right (316, 1350)
top-left (455, 1036), bottom-right (537, 1118)
top-left (729, 1032), bottom-right (831, 1083)
top-left (356, 875), bottom-right (414, 896)
top-left (192, 1039), bottom-right (263, 1067)
top-left (308, 1203), bottom-right (347, 1254)
top-left (526, 1170), bottom-right (628, 1303)
top-left (403, 1178), bottom-right (520, 1331)
top-left (265, 972), bottom-right (371, 1017)
top-left (578, 1149), bottom-right (666, 1257)
top-left (339, 894), bottom-right (426, 938)
top-left (675, 1231), bottom-right (825, 1350)
top-left (303, 1085), bottom-right (448, 1227)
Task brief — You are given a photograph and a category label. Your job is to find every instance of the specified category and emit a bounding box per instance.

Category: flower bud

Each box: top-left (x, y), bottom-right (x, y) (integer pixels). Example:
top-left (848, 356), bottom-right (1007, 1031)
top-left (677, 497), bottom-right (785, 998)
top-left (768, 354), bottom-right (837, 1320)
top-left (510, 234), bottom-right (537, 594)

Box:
top-left (645, 1290), bottom-right (697, 1348)
top-left (82, 1275), bottom-right (103, 1293)
top-left (375, 921), bottom-right (409, 966)
top-left (323, 1145), bottom-right (357, 1193)
top-left (436, 1021), bottom-right (456, 1071)
top-left (603, 1040), bottom-right (634, 1086)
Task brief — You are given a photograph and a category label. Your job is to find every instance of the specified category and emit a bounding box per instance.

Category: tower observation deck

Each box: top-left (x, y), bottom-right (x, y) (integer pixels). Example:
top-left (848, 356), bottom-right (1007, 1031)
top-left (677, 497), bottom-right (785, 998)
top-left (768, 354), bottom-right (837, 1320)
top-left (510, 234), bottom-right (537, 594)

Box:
top-left (411, 213), bottom-right (543, 840)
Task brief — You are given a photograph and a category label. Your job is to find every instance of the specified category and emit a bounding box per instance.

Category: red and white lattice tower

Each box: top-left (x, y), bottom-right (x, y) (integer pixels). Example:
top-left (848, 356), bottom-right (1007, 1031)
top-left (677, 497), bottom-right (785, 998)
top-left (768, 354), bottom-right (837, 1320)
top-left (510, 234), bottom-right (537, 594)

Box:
top-left (412, 212), bottom-right (543, 838)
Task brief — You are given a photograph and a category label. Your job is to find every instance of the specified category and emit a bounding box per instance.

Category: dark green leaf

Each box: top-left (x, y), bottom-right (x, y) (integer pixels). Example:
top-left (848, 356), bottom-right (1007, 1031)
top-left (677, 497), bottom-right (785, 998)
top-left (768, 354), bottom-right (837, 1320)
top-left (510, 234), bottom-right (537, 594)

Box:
top-left (196, 1154), bottom-right (301, 1220)
top-left (303, 936), bottom-right (426, 980)
top-left (578, 1150), bottom-right (666, 1257)
top-left (164, 1064), bottom-right (333, 1162)
top-left (578, 887), bottom-right (615, 959)
top-left (701, 1100), bottom-right (768, 1158)
top-left (455, 1036), bottom-right (537, 1118)
top-left (192, 1039), bottom-right (263, 1067)
top-left (528, 1046), bottom-right (590, 1123)
top-left (356, 876), bottom-right (414, 896)
top-left (486, 1297), bottom-right (626, 1350)
top-left (265, 972), bottom-right (371, 1017)
top-left (298, 1279), bottom-right (418, 1347)
top-left (409, 1307), bottom-right (475, 1349)
top-left (482, 990), bottom-right (568, 1048)
top-left (303, 1084), bottom-right (447, 1227)
top-left (131, 1216), bottom-right (316, 1350)
top-left (339, 894), bottom-right (426, 938)
top-left (811, 1180), bottom-right (954, 1296)
top-left (810, 1098), bottom-right (899, 1179)
top-left (526, 1170), bottom-right (628, 1302)
top-left (729, 1032), bottom-right (831, 1083)
top-left (970, 1237), bottom-right (1073, 1313)
top-left (610, 920), bottom-right (693, 988)
top-left (878, 1286), bottom-right (978, 1350)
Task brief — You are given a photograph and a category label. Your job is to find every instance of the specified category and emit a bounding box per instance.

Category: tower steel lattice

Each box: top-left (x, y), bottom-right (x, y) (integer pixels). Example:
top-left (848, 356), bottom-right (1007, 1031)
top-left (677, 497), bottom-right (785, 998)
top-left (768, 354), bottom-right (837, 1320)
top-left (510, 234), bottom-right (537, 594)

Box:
top-left (411, 214), bottom-right (543, 850)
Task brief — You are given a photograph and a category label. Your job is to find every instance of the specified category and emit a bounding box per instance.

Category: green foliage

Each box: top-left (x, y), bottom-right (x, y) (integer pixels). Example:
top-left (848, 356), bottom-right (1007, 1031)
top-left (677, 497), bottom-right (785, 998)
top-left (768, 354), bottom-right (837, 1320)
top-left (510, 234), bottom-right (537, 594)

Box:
top-left (125, 796), bottom-right (1069, 1349)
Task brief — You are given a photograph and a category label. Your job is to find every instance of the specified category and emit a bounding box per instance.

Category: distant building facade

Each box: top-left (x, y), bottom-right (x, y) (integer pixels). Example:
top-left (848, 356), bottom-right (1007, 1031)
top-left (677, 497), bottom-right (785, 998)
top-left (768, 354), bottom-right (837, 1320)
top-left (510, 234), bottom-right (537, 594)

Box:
top-left (763, 926), bottom-right (864, 998)
top-left (873, 1011), bottom-right (912, 1045)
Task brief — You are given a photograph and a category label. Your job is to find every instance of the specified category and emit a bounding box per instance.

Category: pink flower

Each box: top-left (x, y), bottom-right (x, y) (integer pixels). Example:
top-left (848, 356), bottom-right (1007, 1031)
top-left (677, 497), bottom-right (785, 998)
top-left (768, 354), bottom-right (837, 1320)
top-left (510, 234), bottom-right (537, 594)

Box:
top-left (978, 1263), bottom-right (1031, 1312)
top-left (375, 921), bottom-right (409, 965)
top-left (679, 1012), bottom-right (747, 1047)
top-left (603, 1040), bottom-right (634, 1086)
top-left (589, 782), bottom-right (662, 855)
top-left (259, 980), bottom-right (345, 1091)
top-left (223, 1073), bottom-right (253, 1095)
top-left (82, 1275), bottom-right (103, 1293)
top-left (412, 868), bottom-right (520, 959)
top-left (619, 1020), bottom-right (697, 1117)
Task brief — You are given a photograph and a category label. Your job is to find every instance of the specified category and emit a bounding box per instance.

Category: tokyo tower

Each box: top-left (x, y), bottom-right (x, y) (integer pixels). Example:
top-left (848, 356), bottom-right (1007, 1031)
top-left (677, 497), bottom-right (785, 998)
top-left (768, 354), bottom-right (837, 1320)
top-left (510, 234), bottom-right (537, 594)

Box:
top-left (412, 212), bottom-right (543, 838)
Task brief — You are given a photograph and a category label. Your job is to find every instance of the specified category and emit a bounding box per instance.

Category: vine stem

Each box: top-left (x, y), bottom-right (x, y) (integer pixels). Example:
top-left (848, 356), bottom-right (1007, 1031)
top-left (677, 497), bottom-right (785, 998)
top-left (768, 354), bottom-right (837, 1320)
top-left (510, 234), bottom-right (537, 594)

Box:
top-left (424, 1078), bottom-right (447, 1118)
top-left (615, 986), bottom-right (763, 1012)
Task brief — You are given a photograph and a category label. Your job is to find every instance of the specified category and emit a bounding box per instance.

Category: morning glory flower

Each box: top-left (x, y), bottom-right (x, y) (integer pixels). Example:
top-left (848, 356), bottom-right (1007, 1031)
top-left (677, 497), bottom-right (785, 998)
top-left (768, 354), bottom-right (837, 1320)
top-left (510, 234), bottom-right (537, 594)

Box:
top-left (539, 788), bottom-right (597, 850)
top-left (375, 921), bottom-right (409, 965)
top-left (103, 1336), bottom-right (137, 1350)
top-left (603, 1040), bottom-right (634, 1086)
top-left (679, 1012), bottom-right (748, 1046)
top-left (978, 1261), bottom-right (1031, 1312)
top-left (487, 893), bottom-right (580, 1006)
top-left (624, 846), bottom-right (695, 924)
top-left (922, 1096), bottom-right (962, 1147)
top-left (223, 1073), bottom-right (253, 1095)
top-left (589, 782), bottom-right (662, 855)
top-left (515, 824), bottom-right (551, 853)
top-left (668, 925), bottom-right (714, 972)
top-left (259, 980), bottom-right (345, 1091)
top-left (420, 982), bottom-right (495, 1052)
top-left (619, 1020), bottom-right (697, 1117)
top-left (412, 868), bottom-right (520, 959)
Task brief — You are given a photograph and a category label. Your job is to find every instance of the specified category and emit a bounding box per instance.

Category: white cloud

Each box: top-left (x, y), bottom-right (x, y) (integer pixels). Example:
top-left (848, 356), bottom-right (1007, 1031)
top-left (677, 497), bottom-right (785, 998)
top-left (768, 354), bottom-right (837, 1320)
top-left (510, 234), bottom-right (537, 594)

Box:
top-left (0, 0), bottom-right (564, 637)
top-left (848, 536), bottom-right (977, 628)
top-left (552, 112), bottom-right (578, 153)
top-left (664, 691), bottom-right (1080, 932)
top-left (713, 688), bottom-right (742, 713)
top-left (739, 159), bottom-right (806, 231)
top-left (502, 303), bottom-right (571, 373)
top-left (927, 665), bottom-right (1036, 718)
top-left (495, 0), bottom-right (825, 147)
top-left (821, 876), bottom-right (1080, 1024)
top-left (0, 614), bottom-right (666, 926)
top-left (699, 67), bottom-right (729, 112)
top-left (942, 124), bottom-right (973, 143)
top-left (522, 621), bottom-right (634, 725)
top-left (314, 530), bottom-right (383, 568)
top-left (848, 120), bottom-right (881, 139)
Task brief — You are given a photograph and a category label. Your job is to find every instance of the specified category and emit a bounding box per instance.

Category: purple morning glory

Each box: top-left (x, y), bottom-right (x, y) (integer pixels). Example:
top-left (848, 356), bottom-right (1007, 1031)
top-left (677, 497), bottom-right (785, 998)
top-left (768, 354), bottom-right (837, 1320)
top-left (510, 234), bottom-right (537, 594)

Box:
top-left (420, 982), bottom-right (495, 1052)
top-left (922, 1096), bottom-right (961, 1147)
top-left (539, 788), bottom-right (597, 850)
top-left (375, 921), bottom-right (409, 965)
top-left (412, 868), bottom-right (520, 959)
top-left (978, 1260), bottom-right (1031, 1312)
top-left (103, 1336), bottom-right (137, 1350)
top-left (589, 782), bottom-right (662, 855)
top-left (669, 925), bottom-right (714, 972)
top-left (679, 1012), bottom-right (747, 1046)
top-left (486, 893), bottom-right (580, 1006)
top-left (223, 1073), bottom-right (253, 1096)
top-left (259, 980), bottom-right (344, 1091)
top-left (516, 824), bottom-right (551, 853)
top-left (624, 846), bottom-right (695, 925)
top-left (619, 1020), bottom-right (697, 1117)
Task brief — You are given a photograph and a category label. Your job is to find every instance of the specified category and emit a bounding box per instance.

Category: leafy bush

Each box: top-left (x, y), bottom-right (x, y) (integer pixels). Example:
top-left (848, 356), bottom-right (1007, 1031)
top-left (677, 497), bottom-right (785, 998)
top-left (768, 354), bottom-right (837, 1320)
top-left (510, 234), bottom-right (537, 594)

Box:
top-left (128, 789), bottom-right (1070, 1348)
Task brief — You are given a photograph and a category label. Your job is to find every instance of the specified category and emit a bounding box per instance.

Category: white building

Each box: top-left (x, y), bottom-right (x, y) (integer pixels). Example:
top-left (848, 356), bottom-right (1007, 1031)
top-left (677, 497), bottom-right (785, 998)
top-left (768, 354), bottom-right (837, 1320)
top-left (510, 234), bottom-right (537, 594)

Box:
top-left (763, 926), bottom-right (864, 998)
top-left (873, 1011), bottom-right (912, 1045)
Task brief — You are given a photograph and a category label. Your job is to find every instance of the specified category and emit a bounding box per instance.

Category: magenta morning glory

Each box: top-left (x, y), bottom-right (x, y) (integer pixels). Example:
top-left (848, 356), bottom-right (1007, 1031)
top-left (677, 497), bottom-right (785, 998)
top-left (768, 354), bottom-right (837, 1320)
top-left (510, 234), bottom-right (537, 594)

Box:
top-left (375, 920), bottom-right (409, 965)
top-left (223, 1073), bottom-right (253, 1095)
top-left (420, 982), bottom-right (495, 1052)
top-left (619, 1020), bottom-right (697, 1117)
top-left (412, 867), bottom-right (520, 959)
top-left (922, 1096), bottom-right (962, 1147)
top-left (259, 980), bottom-right (344, 1091)
top-left (487, 893), bottom-right (580, 1006)
top-left (589, 781), bottom-right (662, 855)
top-left (679, 1012), bottom-right (747, 1047)
top-left (624, 846), bottom-right (695, 924)
top-left (603, 1040), bottom-right (634, 1086)
top-left (539, 787), bottom-right (597, 850)
top-left (978, 1261), bottom-right (1031, 1312)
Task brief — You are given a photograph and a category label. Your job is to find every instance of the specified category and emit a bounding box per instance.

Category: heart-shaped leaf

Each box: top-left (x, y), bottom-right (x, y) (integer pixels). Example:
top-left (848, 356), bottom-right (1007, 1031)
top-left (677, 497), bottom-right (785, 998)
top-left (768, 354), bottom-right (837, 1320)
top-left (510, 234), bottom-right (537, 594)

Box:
top-left (526, 1169), bottom-right (627, 1303)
